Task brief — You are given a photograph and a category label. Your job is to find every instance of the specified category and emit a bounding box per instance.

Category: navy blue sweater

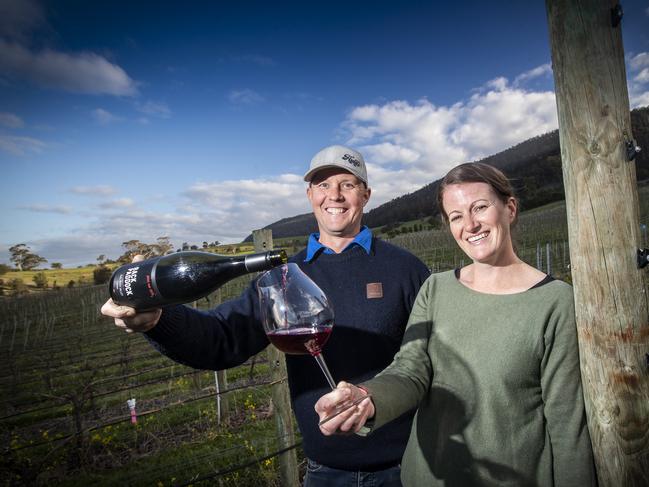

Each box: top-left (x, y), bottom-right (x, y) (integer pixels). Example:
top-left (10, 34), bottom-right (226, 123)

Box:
top-left (146, 238), bottom-right (429, 471)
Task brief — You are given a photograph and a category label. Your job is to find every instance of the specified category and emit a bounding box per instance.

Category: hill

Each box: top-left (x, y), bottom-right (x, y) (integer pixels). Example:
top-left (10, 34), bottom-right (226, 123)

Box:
top-left (246, 106), bottom-right (649, 240)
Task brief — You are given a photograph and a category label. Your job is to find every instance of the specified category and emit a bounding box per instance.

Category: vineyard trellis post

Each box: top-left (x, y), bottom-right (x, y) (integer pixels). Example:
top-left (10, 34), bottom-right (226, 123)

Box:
top-left (201, 289), bottom-right (230, 425)
top-left (546, 0), bottom-right (649, 484)
top-left (252, 229), bottom-right (300, 487)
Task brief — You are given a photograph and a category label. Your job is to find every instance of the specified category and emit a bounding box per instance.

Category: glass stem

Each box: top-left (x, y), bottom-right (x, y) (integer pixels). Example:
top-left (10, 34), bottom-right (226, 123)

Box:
top-left (312, 353), bottom-right (336, 390)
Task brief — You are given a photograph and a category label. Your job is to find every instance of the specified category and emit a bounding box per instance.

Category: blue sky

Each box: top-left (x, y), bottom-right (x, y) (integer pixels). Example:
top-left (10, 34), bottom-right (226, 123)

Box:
top-left (1, 0), bottom-right (649, 267)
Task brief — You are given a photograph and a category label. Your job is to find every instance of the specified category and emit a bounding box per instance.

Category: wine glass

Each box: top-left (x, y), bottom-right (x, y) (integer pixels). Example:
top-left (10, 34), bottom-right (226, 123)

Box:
top-left (257, 263), bottom-right (337, 388)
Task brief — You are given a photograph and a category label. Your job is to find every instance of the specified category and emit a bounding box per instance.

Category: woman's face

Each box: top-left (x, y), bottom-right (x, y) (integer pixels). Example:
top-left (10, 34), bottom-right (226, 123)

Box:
top-left (442, 182), bottom-right (517, 265)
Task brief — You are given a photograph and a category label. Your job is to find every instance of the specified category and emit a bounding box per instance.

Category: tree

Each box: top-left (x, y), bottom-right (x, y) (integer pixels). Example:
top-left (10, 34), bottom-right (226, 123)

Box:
top-left (9, 244), bottom-right (47, 271)
top-left (93, 266), bottom-right (113, 285)
top-left (152, 236), bottom-right (173, 256)
top-left (51, 262), bottom-right (63, 269)
top-left (33, 272), bottom-right (48, 288)
top-left (9, 278), bottom-right (28, 295)
top-left (117, 237), bottom-right (174, 263)
top-left (97, 254), bottom-right (106, 264)
top-left (118, 240), bottom-right (143, 263)
top-left (0, 263), bottom-right (11, 276)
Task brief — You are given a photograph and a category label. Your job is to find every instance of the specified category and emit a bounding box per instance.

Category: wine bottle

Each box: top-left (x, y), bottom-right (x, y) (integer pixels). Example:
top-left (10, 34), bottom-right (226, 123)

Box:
top-left (109, 249), bottom-right (287, 310)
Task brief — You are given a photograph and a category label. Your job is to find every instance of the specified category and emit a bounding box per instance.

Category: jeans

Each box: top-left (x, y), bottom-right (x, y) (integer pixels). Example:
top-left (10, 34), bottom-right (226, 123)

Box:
top-left (303, 459), bottom-right (402, 487)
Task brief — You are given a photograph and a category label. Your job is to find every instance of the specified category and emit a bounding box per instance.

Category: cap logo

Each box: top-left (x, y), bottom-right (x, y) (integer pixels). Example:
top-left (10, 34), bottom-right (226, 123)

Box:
top-left (342, 153), bottom-right (361, 167)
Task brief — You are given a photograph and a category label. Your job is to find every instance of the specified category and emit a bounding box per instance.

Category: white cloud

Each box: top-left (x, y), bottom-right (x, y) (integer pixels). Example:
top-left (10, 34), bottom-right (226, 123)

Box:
top-left (0, 111), bottom-right (24, 128)
top-left (98, 198), bottom-right (135, 209)
top-left (0, 234), bottom-right (125, 268)
top-left (228, 88), bottom-right (265, 106)
top-left (627, 51), bottom-right (649, 108)
top-left (0, 134), bottom-right (45, 155)
top-left (5, 174), bottom-right (310, 266)
top-left (513, 63), bottom-right (552, 86)
top-left (92, 108), bottom-right (121, 125)
top-left (181, 174), bottom-right (309, 239)
top-left (0, 39), bottom-right (138, 96)
top-left (17, 204), bottom-right (72, 214)
top-left (629, 52), bottom-right (649, 70)
top-left (636, 68), bottom-right (649, 84)
top-left (135, 100), bottom-right (171, 118)
top-left (360, 142), bottom-right (421, 166)
top-left (69, 185), bottom-right (117, 196)
top-left (343, 71), bottom-right (558, 204)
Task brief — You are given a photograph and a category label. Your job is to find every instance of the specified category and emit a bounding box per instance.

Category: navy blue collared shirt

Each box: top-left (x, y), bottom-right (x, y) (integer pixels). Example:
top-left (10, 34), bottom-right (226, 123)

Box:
top-left (304, 225), bottom-right (373, 262)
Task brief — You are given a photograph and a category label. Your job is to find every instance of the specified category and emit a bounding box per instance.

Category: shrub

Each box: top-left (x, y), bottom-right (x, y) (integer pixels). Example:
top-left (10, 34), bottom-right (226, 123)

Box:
top-left (33, 272), bottom-right (48, 288)
top-left (93, 266), bottom-right (113, 285)
top-left (68, 280), bottom-right (75, 288)
top-left (0, 263), bottom-right (11, 276)
top-left (9, 278), bottom-right (28, 295)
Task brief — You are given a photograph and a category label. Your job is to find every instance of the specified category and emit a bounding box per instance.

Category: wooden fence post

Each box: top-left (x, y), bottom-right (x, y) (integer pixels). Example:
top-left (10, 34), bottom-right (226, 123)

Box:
top-left (208, 289), bottom-right (230, 425)
top-left (546, 1), bottom-right (649, 484)
top-left (252, 229), bottom-right (300, 487)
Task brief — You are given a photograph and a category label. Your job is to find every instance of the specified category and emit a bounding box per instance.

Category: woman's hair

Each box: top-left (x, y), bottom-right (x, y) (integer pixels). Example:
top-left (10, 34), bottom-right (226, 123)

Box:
top-left (436, 162), bottom-right (518, 225)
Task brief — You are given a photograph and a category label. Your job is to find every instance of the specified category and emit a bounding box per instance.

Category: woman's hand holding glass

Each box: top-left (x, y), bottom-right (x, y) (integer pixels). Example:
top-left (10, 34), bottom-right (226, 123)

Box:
top-left (315, 381), bottom-right (375, 435)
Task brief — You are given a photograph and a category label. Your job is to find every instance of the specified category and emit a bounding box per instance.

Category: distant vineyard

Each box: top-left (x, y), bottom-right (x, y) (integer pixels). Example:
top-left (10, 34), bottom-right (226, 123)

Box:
top-left (0, 279), bottom-right (299, 486)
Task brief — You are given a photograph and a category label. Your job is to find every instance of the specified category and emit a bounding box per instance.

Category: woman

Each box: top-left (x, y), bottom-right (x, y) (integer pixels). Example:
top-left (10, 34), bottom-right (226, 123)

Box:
top-left (315, 163), bottom-right (596, 486)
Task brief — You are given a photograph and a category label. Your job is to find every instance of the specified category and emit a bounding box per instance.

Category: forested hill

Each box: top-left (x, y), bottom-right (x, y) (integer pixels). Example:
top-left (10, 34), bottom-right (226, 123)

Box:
top-left (245, 106), bottom-right (649, 241)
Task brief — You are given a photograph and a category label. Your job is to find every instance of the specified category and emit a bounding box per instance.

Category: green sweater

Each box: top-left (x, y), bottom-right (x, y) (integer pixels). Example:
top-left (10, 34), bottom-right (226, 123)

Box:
top-left (364, 270), bottom-right (595, 486)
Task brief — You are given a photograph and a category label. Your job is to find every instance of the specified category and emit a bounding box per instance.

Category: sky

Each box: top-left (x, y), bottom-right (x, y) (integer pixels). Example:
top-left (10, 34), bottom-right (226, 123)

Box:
top-left (1, 0), bottom-right (649, 268)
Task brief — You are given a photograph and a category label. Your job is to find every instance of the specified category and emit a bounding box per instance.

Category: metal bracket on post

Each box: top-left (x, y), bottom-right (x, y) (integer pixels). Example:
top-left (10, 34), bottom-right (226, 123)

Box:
top-left (637, 248), bottom-right (649, 269)
top-left (626, 139), bottom-right (641, 161)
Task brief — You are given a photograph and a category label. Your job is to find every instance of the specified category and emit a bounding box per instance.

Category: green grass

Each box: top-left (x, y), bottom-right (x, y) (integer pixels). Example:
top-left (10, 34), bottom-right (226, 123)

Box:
top-left (1, 265), bottom-right (108, 291)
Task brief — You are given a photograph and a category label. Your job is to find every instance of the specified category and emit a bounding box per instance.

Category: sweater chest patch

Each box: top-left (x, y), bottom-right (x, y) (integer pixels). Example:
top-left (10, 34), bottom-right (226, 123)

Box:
top-left (366, 282), bottom-right (383, 299)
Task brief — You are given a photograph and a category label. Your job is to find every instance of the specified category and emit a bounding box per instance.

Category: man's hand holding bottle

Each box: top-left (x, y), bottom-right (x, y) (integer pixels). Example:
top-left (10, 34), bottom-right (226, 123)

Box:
top-left (100, 255), bottom-right (162, 333)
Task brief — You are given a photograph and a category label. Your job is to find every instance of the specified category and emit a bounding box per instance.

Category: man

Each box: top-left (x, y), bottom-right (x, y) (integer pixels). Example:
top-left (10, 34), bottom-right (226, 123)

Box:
top-left (101, 145), bottom-right (430, 486)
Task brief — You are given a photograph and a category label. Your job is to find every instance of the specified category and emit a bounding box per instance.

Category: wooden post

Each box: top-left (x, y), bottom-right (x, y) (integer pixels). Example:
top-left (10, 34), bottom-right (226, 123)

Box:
top-left (252, 229), bottom-right (300, 487)
top-left (215, 369), bottom-right (229, 425)
top-left (546, 1), bottom-right (649, 484)
top-left (209, 289), bottom-right (230, 425)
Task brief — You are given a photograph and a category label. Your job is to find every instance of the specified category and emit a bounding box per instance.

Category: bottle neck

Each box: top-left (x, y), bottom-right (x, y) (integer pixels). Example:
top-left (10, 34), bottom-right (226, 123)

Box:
top-left (244, 250), bottom-right (286, 272)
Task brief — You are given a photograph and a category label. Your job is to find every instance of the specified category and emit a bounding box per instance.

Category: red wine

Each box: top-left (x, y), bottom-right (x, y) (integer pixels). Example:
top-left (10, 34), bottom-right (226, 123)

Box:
top-left (266, 324), bottom-right (333, 355)
top-left (110, 249), bottom-right (287, 310)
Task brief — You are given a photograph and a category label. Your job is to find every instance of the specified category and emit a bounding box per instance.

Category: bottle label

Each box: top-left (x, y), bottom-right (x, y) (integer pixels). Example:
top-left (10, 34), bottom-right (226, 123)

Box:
top-left (111, 260), bottom-right (160, 308)
top-left (123, 266), bottom-right (140, 296)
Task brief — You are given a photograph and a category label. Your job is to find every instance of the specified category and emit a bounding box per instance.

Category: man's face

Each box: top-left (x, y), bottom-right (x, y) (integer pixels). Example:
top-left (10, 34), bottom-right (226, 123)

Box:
top-left (306, 168), bottom-right (371, 243)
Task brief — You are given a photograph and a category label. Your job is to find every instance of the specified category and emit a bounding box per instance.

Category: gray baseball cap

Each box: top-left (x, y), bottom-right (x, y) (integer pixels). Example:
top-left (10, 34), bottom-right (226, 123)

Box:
top-left (303, 145), bottom-right (368, 185)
